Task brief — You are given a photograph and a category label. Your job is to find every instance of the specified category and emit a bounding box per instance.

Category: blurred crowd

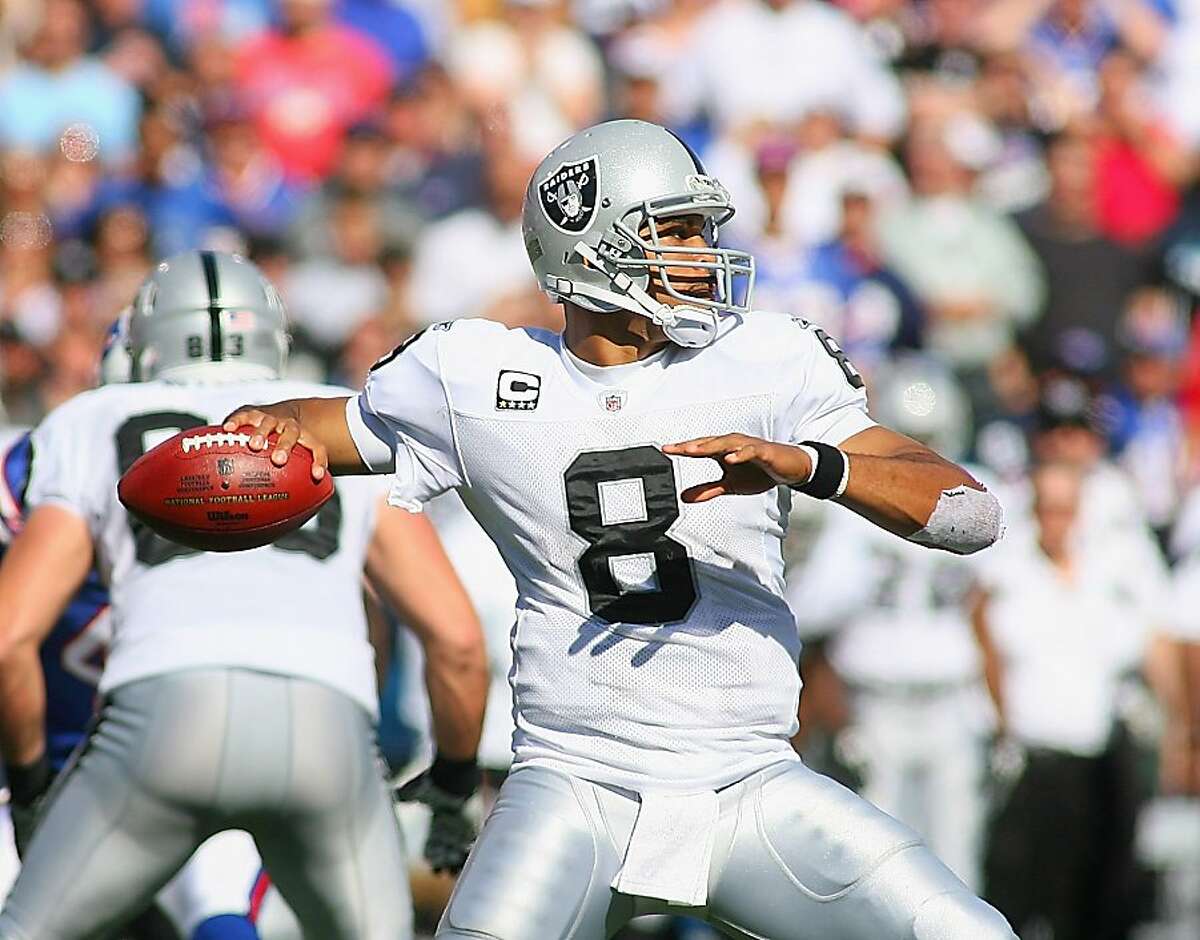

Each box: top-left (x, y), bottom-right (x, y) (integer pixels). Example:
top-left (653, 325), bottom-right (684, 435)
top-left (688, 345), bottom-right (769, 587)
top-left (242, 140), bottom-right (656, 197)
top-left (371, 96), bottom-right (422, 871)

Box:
top-left (2, 0), bottom-right (1200, 937)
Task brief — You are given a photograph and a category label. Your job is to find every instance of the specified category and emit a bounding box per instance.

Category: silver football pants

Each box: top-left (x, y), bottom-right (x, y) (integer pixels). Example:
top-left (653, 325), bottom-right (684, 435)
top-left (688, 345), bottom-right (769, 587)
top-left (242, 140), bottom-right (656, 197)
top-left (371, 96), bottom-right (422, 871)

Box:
top-left (437, 761), bottom-right (1016, 940)
top-left (0, 668), bottom-right (411, 940)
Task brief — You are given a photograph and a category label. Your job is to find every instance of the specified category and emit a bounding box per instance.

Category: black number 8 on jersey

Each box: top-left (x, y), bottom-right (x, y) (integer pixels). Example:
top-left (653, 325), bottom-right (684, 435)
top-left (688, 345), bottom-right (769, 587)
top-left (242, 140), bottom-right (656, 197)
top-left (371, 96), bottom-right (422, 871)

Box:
top-left (564, 446), bottom-right (698, 625)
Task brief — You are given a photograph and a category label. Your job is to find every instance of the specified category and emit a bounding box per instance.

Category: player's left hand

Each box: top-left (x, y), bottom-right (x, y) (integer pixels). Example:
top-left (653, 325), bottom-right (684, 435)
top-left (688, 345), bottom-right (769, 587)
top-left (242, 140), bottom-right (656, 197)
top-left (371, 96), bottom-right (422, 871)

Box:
top-left (394, 772), bottom-right (476, 874)
top-left (663, 434), bottom-right (813, 502)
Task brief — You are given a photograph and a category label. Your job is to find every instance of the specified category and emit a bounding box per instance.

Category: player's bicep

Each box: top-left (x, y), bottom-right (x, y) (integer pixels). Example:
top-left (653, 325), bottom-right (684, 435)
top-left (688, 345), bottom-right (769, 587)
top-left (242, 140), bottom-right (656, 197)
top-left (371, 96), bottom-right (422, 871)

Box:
top-left (0, 505), bottom-right (93, 652)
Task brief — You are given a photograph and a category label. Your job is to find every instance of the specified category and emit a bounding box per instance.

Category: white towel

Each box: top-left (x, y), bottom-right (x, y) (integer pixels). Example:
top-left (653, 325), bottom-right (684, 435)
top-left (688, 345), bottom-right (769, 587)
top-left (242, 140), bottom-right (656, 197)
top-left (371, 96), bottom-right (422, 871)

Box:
top-left (610, 789), bottom-right (719, 907)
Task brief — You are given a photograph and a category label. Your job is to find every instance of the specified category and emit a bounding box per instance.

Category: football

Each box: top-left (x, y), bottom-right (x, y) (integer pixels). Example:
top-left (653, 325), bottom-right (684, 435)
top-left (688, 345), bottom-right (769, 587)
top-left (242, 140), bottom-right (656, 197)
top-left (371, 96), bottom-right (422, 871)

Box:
top-left (117, 425), bottom-right (333, 552)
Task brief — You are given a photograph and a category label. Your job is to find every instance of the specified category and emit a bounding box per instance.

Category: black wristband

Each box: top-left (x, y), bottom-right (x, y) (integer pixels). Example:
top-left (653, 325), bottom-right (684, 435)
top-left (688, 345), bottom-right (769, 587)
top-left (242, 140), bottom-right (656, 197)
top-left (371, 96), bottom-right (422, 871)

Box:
top-left (7, 753), bottom-right (51, 806)
top-left (790, 441), bottom-right (848, 500)
top-left (429, 754), bottom-right (481, 798)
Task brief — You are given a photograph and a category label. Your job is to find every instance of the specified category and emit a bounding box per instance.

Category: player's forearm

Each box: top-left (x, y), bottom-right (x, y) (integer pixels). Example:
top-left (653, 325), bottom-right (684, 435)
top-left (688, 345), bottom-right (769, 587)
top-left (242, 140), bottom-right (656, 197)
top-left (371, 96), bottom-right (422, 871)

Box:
top-left (423, 644), bottom-right (488, 761)
top-left (838, 446), bottom-right (973, 535)
top-left (0, 642), bottom-right (47, 766)
top-left (838, 448), bottom-right (1001, 554)
top-left (224, 396), bottom-right (369, 475)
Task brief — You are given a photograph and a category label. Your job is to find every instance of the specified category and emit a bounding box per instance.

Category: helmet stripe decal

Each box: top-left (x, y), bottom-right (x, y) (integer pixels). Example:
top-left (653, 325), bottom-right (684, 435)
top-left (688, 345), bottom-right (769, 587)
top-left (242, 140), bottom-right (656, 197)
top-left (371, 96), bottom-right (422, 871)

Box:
top-left (200, 250), bottom-right (223, 362)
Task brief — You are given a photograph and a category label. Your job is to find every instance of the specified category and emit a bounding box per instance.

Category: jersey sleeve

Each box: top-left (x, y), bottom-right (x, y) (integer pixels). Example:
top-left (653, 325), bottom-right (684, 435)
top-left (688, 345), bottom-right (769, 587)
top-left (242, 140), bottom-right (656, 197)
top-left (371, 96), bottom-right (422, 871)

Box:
top-left (350, 326), bottom-right (464, 511)
top-left (24, 396), bottom-right (112, 534)
top-left (774, 322), bottom-right (874, 446)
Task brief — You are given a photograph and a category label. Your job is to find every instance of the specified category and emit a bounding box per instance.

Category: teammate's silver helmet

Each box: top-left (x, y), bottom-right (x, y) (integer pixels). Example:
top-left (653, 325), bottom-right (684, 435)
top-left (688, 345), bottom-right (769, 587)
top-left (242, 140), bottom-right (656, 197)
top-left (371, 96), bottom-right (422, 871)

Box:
top-left (129, 251), bottom-right (288, 382)
top-left (871, 353), bottom-right (972, 461)
top-left (522, 119), bottom-right (755, 348)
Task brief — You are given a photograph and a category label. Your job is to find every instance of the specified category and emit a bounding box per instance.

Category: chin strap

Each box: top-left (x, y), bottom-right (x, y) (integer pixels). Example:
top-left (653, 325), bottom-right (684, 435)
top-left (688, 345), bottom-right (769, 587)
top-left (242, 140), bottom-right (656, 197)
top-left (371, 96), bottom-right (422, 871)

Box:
top-left (552, 242), bottom-right (720, 349)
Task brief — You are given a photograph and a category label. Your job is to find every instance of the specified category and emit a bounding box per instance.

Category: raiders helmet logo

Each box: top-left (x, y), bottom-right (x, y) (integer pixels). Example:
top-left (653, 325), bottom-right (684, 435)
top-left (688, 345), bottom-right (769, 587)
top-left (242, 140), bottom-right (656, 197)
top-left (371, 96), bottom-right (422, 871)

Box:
top-left (538, 156), bottom-right (599, 234)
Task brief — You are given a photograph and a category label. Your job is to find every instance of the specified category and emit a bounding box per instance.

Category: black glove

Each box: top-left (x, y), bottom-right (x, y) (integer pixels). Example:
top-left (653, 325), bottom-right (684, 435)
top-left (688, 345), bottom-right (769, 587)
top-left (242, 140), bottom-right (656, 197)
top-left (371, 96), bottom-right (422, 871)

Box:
top-left (394, 755), bottom-right (480, 875)
top-left (8, 754), bottom-right (53, 858)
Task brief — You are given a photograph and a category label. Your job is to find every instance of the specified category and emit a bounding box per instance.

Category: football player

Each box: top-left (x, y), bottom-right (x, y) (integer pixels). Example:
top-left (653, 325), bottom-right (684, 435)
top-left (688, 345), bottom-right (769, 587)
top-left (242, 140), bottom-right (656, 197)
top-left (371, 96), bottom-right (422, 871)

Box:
top-left (0, 252), bottom-right (488, 940)
top-left (225, 120), bottom-right (1014, 939)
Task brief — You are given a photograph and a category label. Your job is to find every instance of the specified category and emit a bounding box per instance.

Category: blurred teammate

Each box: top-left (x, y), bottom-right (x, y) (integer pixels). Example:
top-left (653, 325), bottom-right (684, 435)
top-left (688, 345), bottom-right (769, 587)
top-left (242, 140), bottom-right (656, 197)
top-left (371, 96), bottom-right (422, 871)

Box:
top-left (973, 460), bottom-right (1161, 939)
top-left (227, 119), bottom-right (1013, 939)
top-left (790, 355), bottom-right (991, 889)
top-left (0, 251), bottom-right (488, 940)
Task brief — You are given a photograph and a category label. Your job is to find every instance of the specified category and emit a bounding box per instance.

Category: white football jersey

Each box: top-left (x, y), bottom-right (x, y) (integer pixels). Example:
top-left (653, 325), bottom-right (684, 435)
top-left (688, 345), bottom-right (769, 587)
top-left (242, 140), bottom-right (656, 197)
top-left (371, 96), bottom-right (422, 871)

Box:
top-left (789, 506), bottom-right (982, 687)
top-left (349, 314), bottom-right (874, 791)
top-left (26, 380), bottom-right (386, 715)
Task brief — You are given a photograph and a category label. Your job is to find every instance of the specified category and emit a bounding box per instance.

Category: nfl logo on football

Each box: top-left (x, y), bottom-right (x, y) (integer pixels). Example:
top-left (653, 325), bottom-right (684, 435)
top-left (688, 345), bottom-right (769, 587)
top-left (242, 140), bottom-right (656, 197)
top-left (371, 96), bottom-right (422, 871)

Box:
top-left (601, 390), bottom-right (627, 413)
top-left (216, 457), bottom-right (235, 477)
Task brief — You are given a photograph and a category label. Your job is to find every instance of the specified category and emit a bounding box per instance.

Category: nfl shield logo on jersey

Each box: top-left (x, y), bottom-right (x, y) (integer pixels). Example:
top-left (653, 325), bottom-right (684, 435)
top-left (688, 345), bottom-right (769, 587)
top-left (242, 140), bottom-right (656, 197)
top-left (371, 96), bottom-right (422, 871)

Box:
top-left (538, 157), bottom-right (599, 234)
top-left (599, 390), bottom-right (627, 413)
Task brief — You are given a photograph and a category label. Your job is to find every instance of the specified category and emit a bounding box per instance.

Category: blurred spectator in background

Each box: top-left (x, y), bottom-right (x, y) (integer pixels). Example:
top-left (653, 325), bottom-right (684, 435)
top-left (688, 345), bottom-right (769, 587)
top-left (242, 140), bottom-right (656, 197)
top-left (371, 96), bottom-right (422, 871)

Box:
top-left (446, 0), bottom-right (604, 157)
top-left (0, 0), bottom-right (140, 164)
top-left (337, 0), bottom-right (430, 82)
top-left (715, 109), bottom-right (909, 250)
top-left (284, 191), bottom-right (390, 366)
top-left (799, 185), bottom-right (926, 369)
top-left (1090, 48), bottom-right (1194, 246)
top-left (972, 52), bottom-right (1050, 213)
top-left (1103, 288), bottom-right (1193, 543)
top-left (405, 124), bottom-right (559, 329)
top-left (288, 120), bottom-right (421, 259)
top-left (977, 0), bottom-right (1171, 129)
top-left (879, 113), bottom-right (1045, 390)
top-left (234, 0), bottom-right (394, 181)
top-left (1017, 128), bottom-right (1156, 375)
top-left (384, 65), bottom-right (488, 219)
top-left (200, 100), bottom-right (299, 242)
top-left (1022, 374), bottom-right (1161, 550)
top-left (140, 0), bottom-right (273, 58)
top-left (973, 459), bottom-right (1160, 940)
top-left (687, 0), bottom-right (906, 144)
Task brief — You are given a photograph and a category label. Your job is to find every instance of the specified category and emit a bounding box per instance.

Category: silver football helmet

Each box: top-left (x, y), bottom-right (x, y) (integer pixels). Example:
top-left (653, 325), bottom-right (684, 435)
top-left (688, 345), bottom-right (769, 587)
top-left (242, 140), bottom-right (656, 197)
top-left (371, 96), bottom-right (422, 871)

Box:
top-left (129, 251), bottom-right (288, 382)
top-left (522, 119), bottom-right (755, 348)
top-left (870, 353), bottom-right (972, 461)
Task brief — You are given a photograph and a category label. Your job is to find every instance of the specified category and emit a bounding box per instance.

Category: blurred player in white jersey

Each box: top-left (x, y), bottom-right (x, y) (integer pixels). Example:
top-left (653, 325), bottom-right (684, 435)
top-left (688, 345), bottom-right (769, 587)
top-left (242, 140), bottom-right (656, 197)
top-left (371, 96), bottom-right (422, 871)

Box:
top-left (227, 120), bottom-right (1014, 939)
top-left (790, 355), bottom-right (992, 889)
top-left (0, 251), bottom-right (489, 940)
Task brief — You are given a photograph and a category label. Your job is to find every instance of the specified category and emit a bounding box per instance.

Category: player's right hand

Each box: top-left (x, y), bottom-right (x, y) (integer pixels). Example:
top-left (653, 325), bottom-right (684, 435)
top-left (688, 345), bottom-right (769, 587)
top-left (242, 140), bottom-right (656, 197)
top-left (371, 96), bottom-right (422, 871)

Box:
top-left (222, 407), bottom-right (328, 481)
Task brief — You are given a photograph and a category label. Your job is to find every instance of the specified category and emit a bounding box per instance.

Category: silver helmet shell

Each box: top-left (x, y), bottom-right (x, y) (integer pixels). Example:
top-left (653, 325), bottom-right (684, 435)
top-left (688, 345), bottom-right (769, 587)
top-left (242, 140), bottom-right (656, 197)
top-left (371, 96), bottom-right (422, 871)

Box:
top-left (129, 251), bottom-right (288, 382)
top-left (522, 119), bottom-right (755, 347)
top-left (871, 353), bottom-right (972, 462)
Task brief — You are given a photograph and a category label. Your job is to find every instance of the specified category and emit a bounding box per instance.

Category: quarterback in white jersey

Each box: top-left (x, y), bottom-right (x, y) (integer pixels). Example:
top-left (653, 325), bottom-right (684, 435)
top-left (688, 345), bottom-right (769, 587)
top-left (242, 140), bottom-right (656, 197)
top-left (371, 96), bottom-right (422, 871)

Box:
top-left (227, 121), bottom-right (1013, 939)
top-left (0, 252), bottom-right (488, 940)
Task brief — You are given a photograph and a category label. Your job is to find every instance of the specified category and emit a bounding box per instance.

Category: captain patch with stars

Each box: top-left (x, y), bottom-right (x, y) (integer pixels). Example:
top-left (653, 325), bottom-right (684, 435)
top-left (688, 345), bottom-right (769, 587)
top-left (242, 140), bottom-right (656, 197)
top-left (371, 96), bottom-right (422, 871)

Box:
top-left (538, 156), bottom-right (598, 234)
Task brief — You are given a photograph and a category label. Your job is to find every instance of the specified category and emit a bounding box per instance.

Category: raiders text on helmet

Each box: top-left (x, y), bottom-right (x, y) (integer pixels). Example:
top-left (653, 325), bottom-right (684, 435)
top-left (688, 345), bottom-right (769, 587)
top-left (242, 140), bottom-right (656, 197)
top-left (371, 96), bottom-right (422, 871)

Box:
top-left (129, 251), bottom-right (289, 382)
top-left (522, 120), bottom-right (755, 348)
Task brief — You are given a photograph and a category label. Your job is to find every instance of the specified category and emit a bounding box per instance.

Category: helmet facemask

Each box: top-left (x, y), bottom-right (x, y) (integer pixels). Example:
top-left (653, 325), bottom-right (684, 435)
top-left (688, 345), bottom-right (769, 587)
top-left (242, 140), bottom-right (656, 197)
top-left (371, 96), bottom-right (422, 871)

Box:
top-left (556, 176), bottom-right (755, 347)
top-left (607, 176), bottom-right (755, 316)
